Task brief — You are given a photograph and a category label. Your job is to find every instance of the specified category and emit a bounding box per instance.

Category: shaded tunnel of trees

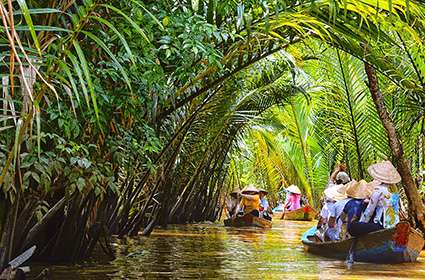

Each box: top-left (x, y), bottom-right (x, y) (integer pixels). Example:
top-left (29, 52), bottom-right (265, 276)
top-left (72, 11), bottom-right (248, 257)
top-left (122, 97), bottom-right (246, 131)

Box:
top-left (1, 0), bottom-right (425, 266)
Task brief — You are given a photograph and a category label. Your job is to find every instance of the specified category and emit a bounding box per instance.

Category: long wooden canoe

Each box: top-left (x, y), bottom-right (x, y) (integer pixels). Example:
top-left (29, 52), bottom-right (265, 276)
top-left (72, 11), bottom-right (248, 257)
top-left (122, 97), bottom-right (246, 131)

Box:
top-left (224, 213), bottom-right (272, 228)
top-left (281, 205), bottom-right (317, 221)
top-left (301, 222), bottom-right (424, 263)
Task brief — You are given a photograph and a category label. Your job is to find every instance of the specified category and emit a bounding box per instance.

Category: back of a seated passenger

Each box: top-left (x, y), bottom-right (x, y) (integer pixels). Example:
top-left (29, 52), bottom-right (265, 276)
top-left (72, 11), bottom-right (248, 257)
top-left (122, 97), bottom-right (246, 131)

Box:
top-left (339, 180), bottom-right (375, 238)
top-left (360, 161), bottom-right (401, 229)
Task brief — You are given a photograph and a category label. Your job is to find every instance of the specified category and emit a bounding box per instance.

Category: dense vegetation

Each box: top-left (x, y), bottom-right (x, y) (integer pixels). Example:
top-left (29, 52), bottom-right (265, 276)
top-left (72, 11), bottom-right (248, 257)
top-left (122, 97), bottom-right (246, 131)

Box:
top-left (1, 0), bottom-right (425, 265)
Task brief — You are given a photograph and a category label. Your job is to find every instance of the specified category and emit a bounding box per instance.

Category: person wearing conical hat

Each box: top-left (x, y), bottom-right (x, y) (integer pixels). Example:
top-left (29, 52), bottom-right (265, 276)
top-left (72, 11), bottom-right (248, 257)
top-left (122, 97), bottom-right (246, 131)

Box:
top-left (258, 189), bottom-right (272, 221)
top-left (226, 189), bottom-right (241, 218)
top-left (359, 160), bottom-right (401, 229)
top-left (341, 179), bottom-right (383, 238)
top-left (326, 180), bottom-right (369, 241)
top-left (284, 185), bottom-right (302, 211)
top-left (326, 183), bottom-right (357, 241)
top-left (239, 185), bottom-right (261, 217)
top-left (315, 183), bottom-right (349, 241)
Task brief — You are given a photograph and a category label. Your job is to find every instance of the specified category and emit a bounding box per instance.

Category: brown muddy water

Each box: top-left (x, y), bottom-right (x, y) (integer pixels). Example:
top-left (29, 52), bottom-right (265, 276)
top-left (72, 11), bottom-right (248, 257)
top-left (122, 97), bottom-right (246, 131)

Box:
top-left (29, 220), bottom-right (425, 279)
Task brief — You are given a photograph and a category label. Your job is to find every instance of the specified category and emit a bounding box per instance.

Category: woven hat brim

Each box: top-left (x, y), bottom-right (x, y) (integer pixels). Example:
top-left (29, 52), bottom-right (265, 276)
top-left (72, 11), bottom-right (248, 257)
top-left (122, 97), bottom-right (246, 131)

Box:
top-left (241, 185), bottom-right (259, 194)
top-left (287, 185), bottom-right (301, 194)
top-left (367, 161), bottom-right (401, 184)
top-left (345, 180), bottom-right (374, 199)
top-left (324, 185), bottom-right (347, 201)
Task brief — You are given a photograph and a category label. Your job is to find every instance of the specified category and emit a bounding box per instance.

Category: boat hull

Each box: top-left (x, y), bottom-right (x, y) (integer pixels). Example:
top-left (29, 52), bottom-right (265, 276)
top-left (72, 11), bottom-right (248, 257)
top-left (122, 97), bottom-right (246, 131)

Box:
top-left (301, 222), bottom-right (424, 263)
top-left (224, 214), bottom-right (272, 228)
top-left (282, 206), bottom-right (317, 221)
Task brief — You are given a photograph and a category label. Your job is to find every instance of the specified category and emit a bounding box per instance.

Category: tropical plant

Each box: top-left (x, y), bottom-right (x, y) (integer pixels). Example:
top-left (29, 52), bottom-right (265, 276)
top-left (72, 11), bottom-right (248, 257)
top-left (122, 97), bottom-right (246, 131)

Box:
top-left (2, 0), bottom-right (425, 267)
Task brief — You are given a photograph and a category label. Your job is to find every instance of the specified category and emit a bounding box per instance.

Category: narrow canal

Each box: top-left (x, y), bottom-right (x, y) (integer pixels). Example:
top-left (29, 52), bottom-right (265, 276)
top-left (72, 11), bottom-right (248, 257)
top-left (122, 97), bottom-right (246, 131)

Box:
top-left (31, 220), bottom-right (425, 279)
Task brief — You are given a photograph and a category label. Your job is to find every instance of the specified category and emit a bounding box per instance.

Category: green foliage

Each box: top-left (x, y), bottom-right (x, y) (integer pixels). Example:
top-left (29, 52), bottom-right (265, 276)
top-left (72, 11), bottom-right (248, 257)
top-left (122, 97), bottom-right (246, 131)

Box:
top-left (1, 0), bottom-right (425, 263)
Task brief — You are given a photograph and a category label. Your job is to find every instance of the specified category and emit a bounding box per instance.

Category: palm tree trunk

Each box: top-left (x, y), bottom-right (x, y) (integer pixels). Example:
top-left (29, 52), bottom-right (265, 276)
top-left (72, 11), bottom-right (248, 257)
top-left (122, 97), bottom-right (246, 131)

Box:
top-left (364, 62), bottom-right (425, 232)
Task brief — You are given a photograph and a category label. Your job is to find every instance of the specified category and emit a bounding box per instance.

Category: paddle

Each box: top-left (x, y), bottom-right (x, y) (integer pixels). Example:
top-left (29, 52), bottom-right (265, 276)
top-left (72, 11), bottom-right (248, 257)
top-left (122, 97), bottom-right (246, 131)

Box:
top-left (345, 238), bottom-right (358, 269)
top-left (8, 246), bottom-right (36, 269)
top-left (0, 246), bottom-right (36, 279)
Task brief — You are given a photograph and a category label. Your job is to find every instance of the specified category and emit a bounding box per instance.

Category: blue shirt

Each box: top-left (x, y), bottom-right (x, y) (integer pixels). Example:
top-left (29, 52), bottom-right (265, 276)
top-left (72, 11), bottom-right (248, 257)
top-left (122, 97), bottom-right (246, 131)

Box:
top-left (260, 197), bottom-right (269, 211)
top-left (343, 199), bottom-right (366, 232)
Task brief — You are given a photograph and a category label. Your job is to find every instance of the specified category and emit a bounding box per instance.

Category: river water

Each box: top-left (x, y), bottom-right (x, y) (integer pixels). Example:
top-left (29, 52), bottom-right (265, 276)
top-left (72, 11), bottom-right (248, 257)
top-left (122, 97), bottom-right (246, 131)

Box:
top-left (30, 220), bottom-right (425, 279)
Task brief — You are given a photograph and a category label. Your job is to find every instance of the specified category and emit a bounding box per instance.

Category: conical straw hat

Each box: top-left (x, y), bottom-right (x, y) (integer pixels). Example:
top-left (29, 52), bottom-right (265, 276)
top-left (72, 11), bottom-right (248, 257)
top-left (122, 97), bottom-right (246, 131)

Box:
top-left (287, 185), bottom-right (301, 194)
top-left (258, 188), bottom-right (269, 194)
top-left (241, 185), bottom-right (259, 194)
top-left (343, 180), bottom-right (357, 191)
top-left (231, 189), bottom-right (241, 195)
top-left (324, 184), bottom-right (347, 201)
top-left (367, 160), bottom-right (401, 184)
top-left (345, 180), bottom-right (374, 199)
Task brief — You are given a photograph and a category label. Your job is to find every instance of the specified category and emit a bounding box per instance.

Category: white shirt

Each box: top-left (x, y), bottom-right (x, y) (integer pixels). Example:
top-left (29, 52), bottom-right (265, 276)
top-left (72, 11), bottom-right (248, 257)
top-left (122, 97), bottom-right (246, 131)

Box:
top-left (327, 198), bottom-right (350, 241)
top-left (331, 198), bottom-right (351, 219)
top-left (320, 201), bottom-right (335, 220)
top-left (326, 179), bottom-right (337, 190)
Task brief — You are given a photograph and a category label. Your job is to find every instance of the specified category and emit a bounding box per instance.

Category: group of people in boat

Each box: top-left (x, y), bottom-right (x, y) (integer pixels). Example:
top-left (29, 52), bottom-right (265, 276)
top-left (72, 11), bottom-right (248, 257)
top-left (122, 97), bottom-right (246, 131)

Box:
top-left (315, 160), bottom-right (401, 242)
top-left (226, 185), bottom-right (272, 221)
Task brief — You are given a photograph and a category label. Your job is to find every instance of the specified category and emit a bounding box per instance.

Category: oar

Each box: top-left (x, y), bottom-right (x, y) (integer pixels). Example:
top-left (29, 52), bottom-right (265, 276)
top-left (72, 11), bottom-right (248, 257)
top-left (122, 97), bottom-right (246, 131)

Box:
top-left (9, 245), bottom-right (36, 269)
top-left (282, 206), bottom-right (287, 220)
top-left (345, 238), bottom-right (358, 269)
top-left (0, 246), bottom-right (36, 279)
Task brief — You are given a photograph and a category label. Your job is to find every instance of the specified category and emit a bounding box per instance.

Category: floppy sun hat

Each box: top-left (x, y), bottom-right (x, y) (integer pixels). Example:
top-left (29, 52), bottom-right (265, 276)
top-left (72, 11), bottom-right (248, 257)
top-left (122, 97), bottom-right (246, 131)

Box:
top-left (367, 160), bottom-right (401, 184)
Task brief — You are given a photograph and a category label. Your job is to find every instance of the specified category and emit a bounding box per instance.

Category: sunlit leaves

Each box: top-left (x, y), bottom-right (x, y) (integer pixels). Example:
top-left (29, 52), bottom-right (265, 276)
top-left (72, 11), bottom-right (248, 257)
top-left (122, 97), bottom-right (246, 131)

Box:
top-left (16, 0), bottom-right (41, 55)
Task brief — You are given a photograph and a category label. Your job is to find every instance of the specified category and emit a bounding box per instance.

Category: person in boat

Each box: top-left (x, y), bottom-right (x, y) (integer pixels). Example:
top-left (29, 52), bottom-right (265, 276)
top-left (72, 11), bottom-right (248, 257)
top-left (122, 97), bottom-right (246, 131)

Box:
top-left (325, 180), bottom-right (357, 241)
top-left (226, 189), bottom-right (241, 218)
top-left (339, 180), bottom-right (375, 239)
top-left (259, 188), bottom-right (272, 221)
top-left (284, 185), bottom-right (302, 211)
top-left (354, 161), bottom-right (401, 235)
top-left (315, 183), bottom-right (348, 241)
top-left (327, 164), bottom-right (351, 189)
top-left (300, 194), bottom-right (309, 207)
top-left (239, 185), bottom-right (261, 217)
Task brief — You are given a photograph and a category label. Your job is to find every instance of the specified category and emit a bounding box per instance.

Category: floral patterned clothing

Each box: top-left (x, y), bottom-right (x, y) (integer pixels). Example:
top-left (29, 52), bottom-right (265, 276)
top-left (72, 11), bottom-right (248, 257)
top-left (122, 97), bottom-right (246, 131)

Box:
top-left (359, 184), bottom-right (399, 228)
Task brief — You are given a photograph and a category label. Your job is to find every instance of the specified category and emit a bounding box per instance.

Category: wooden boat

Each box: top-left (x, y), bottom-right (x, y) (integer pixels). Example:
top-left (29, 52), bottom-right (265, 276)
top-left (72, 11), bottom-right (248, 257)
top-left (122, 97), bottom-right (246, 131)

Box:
top-left (281, 205), bottom-right (317, 221)
top-left (224, 213), bottom-right (272, 228)
top-left (301, 222), bottom-right (424, 263)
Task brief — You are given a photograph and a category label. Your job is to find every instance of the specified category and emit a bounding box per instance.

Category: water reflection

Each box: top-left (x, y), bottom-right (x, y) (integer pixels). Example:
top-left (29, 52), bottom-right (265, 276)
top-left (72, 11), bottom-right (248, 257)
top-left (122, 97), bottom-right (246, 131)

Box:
top-left (30, 220), bottom-right (425, 279)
